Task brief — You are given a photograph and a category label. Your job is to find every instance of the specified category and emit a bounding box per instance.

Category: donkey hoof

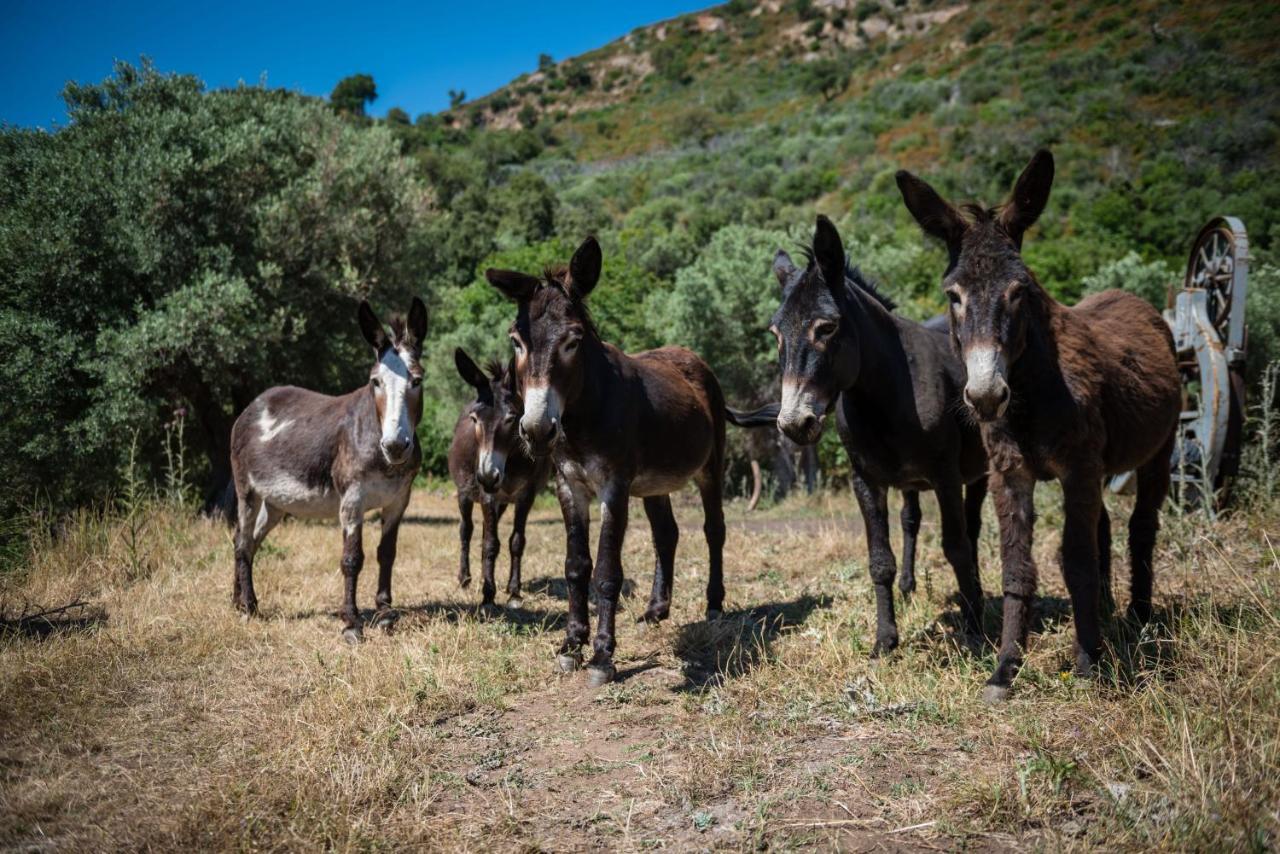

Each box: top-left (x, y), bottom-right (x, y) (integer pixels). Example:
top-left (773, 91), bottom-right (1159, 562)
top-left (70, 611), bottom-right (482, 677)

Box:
top-left (585, 663), bottom-right (616, 688)
top-left (373, 609), bottom-right (399, 631)
top-left (342, 626), bottom-right (364, 645)
top-left (640, 606), bottom-right (668, 625)
top-left (505, 595), bottom-right (523, 610)
top-left (459, 575), bottom-right (471, 590)
top-left (557, 651), bottom-right (583, 673)
top-left (982, 683), bottom-right (1011, 704)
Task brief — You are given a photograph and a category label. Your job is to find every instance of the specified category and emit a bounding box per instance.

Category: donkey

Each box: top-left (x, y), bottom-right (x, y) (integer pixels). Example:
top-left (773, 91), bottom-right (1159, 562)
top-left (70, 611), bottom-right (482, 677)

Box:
top-left (771, 216), bottom-right (988, 656)
top-left (486, 237), bottom-right (778, 686)
top-left (897, 149), bottom-right (1180, 701)
top-left (449, 348), bottom-right (552, 609)
top-left (229, 297), bottom-right (428, 643)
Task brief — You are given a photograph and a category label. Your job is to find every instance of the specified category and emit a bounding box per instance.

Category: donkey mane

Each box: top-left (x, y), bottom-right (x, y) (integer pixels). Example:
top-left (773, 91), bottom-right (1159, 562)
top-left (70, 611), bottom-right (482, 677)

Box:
top-left (798, 245), bottom-right (897, 313)
top-left (538, 265), bottom-right (603, 342)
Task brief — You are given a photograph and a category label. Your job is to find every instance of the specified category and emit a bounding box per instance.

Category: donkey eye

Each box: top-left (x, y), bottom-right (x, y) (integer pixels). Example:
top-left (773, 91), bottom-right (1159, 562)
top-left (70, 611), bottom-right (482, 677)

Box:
top-left (813, 319), bottom-right (839, 338)
top-left (509, 335), bottom-right (524, 354)
top-left (1006, 283), bottom-right (1025, 303)
top-left (371, 377), bottom-right (382, 389)
top-left (504, 414), bottom-right (518, 425)
top-left (563, 337), bottom-right (580, 353)
top-left (411, 377), bottom-right (422, 388)
top-left (946, 289), bottom-right (962, 307)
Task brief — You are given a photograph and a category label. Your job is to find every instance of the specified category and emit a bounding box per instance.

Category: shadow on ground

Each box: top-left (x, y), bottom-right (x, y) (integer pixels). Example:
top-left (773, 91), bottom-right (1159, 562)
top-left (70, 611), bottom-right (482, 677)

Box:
top-left (0, 602), bottom-right (106, 640)
top-left (672, 593), bottom-right (833, 691)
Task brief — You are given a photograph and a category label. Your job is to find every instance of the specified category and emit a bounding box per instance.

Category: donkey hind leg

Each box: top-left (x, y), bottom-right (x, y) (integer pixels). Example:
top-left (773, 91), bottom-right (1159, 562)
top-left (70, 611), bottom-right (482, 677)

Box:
top-left (696, 467), bottom-right (727, 621)
top-left (935, 477), bottom-right (984, 645)
top-left (1097, 501), bottom-right (1115, 617)
top-left (965, 476), bottom-right (988, 568)
top-left (457, 493), bottom-right (474, 589)
top-left (640, 495), bottom-right (679, 624)
top-left (588, 482), bottom-right (630, 686)
top-left (1129, 433), bottom-right (1173, 624)
top-left (479, 498), bottom-right (507, 608)
top-left (338, 490), bottom-right (366, 644)
top-left (985, 468), bottom-right (1038, 702)
top-left (506, 487), bottom-right (536, 608)
top-left (898, 490), bottom-right (922, 597)
top-left (372, 486), bottom-right (411, 631)
top-left (852, 471), bottom-right (899, 657)
top-left (233, 492), bottom-right (265, 616)
top-left (556, 477), bottom-right (593, 671)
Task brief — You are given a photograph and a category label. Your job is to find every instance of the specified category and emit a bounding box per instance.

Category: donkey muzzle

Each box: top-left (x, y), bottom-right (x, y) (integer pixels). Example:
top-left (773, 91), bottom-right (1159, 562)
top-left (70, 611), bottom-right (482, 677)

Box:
top-left (778, 382), bottom-right (826, 445)
top-left (963, 345), bottom-right (1010, 422)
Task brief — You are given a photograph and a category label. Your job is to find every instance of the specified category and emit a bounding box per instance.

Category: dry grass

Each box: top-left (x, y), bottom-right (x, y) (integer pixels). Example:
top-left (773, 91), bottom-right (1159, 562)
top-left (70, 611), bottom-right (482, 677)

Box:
top-left (1, 482), bottom-right (1277, 851)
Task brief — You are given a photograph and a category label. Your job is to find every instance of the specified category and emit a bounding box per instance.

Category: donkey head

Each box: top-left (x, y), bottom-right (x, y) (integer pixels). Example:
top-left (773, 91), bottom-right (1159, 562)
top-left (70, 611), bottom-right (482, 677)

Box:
top-left (358, 296), bottom-right (428, 465)
top-left (485, 236), bottom-right (602, 457)
top-left (896, 149), bottom-right (1054, 422)
top-left (455, 348), bottom-right (523, 493)
top-left (770, 216), bottom-right (863, 445)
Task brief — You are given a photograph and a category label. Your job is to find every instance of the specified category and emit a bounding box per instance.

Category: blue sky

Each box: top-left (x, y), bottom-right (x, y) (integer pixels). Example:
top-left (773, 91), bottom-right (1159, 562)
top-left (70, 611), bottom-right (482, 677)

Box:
top-left (1, 0), bottom-right (712, 128)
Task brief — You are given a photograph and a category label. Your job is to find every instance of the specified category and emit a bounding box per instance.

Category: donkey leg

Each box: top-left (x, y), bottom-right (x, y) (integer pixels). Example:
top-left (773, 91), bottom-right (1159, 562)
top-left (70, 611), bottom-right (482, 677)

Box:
top-left (556, 476), bottom-right (593, 671)
top-left (935, 477), bottom-right (984, 643)
top-left (457, 494), bottom-right (474, 589)
top-left (233, 492), bottom-right (263, 616)
top-left (339, 490), bottom-right (366, 644)
top-left (985, 467), bottom-right (1038, 702)
top-left (1061, 474), bottom-right (1104, 678)
top-left (1129, 434), bottom-right (1173, 623)
top-left (898, 490), bottom-right (922, 597)
top-left (852, 470), bottom-right (899, 657)
top-left (506, 487), bottom-right (535, 607)
top-left (697, 470), bottom-right (727, 620)
top-left (965, 476), bottom-right (988, 568)
top-left (640, 495), bottom-right (679, 624)
top-left (588, 482), bottom-right (630, 686)
top-left (479, 498), bottom-right (504, 607)
top-left (373, 485), bottom-right (411, 629)
top-left (1097, 501), bottom-right (1115, 617)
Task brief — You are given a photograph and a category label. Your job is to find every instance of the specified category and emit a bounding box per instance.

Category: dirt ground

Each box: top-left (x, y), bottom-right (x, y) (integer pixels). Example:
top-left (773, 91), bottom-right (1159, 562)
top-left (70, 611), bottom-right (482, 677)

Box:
top-left (1, 485), bottom-right (1277, 851)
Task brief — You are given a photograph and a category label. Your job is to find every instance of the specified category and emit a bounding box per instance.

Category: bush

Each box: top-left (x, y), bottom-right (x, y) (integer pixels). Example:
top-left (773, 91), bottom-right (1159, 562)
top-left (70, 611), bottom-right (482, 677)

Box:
top-left (964, 19), bottom-right (995, 45)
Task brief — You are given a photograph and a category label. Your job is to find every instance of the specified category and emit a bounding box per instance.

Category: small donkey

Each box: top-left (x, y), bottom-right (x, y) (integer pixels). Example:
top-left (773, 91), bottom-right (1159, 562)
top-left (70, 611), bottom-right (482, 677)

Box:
top-left (449, 348), bottom-right (552, 609)
top-left (229, 297), bottom-right (428, 643)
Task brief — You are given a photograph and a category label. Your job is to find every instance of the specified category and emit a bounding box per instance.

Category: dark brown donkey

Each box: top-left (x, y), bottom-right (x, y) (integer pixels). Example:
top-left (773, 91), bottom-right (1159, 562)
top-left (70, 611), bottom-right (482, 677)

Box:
top-left (771, 216), bottom-right (988, 656)
top-left (897, 150), bottom-right (1180, 701)
top-left (449, 348), bottom-right (551, 608)
top-left (486, 237), bottom-right (778, 686)
top-left (230, 298), bottom-right (428, 643)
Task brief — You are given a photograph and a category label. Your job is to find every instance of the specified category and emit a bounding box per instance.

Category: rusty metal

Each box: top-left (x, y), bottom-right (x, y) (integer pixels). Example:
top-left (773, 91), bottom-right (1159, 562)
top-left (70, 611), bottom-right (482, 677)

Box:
top-left (1111, 216), bottom-right (1248, 508)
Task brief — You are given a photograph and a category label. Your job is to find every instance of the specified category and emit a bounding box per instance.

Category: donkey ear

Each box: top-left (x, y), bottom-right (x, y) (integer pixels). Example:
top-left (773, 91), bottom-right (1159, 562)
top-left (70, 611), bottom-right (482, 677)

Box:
top-left (358, 301), bottom-right (389, 352)
top-left (405, 296), bottom-right (428, 347)
top-left (485, 268), bottom-right (541, 302)
top-left (773, 250), bottom-right (798, 288)
top-left (895, 170), bottom-right (967, 250)
top-left (999, 149), bottom-right (1054, 249)
top-left (568, 235), bottom-right (602, 298)
top-left (813, 216), bottom-right (846, 296)
top-left (454, 347), bottom-right (487, 390)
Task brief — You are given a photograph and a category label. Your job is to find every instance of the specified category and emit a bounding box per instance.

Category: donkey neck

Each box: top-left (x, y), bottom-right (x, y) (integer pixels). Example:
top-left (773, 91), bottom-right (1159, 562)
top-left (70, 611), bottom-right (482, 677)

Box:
top-left (563, 333), bottom-right (616, 429)
top-left (841, 284), bottom-right (906, 400)
top-left (1006, 284), bottom-right (1068, 400)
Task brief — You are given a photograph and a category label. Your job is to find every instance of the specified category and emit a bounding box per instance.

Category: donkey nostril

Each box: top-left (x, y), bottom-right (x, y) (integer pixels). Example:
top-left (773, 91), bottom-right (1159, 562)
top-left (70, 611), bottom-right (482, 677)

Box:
top-left (998, 385), bottom-right (1010, 404)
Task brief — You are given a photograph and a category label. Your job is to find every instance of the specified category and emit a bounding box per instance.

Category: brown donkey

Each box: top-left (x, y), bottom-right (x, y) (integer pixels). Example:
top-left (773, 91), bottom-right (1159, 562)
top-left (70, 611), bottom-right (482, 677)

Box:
top-left (449, 348), bottom-right (551, 609)
top-left (486, 237), bottom-right (777, 686)
top-left (897, 150), bottom-right (1180, 700)
top-left (230, 298), bottom-right (428, 643)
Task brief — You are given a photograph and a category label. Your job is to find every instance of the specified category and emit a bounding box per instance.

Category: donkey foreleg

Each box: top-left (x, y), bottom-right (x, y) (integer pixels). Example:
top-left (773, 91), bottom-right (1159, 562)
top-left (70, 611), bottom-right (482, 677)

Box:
top-left (935, 478), bottom-right (984, 643)
top-left (339, 490), bottom-right (366, 644)
top-left (479, 498), bottom-right (506, 607)
top-left (373, 485), bottom-right (411, 628)
top-left (1060, 473), bottom-right (1104, 679)
top-left (853, 471), bottom-right (899, 657)
top-left (506, 487), bottom-right (536, 607)
top-left (986, 467), bottom-right (1038, 702)
top-left (556, 475), bottom-right (593, 670)
top-left (588, 482), bottom-right (630, 686)
top-left (898, 490), bottom-right (922, 597)
top-left (457, 493), bottom-right (474, 589)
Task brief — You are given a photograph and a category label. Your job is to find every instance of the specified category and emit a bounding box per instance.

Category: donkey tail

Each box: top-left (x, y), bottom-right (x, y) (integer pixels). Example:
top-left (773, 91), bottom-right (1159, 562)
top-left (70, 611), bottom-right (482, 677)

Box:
top-left (725, 403), bottom-right (780, 428)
